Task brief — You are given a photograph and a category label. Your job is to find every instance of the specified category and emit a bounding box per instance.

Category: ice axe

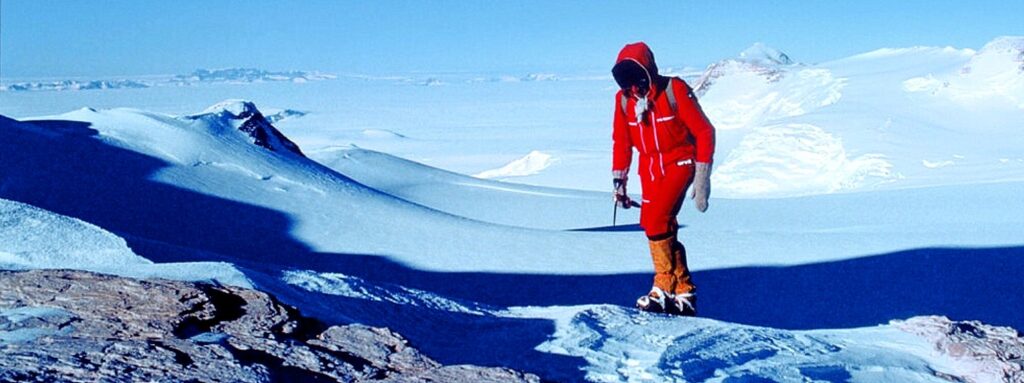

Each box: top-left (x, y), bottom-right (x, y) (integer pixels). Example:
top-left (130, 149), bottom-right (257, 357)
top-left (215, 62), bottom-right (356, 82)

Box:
top-left (612, 197), bottom-right (641, 226)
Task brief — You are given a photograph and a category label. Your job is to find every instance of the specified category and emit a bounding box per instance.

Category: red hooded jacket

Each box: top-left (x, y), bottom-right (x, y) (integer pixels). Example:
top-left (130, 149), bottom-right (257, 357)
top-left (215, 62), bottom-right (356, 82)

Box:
top-left (612, 42), bottom-right (715, 182)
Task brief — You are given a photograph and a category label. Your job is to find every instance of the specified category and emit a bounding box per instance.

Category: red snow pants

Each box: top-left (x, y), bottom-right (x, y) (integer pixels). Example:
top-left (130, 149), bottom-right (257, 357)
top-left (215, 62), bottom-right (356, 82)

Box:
top-left (639, 161), bottom-right (694, 239)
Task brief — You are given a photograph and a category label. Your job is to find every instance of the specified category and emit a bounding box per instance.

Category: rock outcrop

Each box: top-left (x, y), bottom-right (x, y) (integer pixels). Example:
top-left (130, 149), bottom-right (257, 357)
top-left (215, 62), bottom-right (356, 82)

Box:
top-left (895, 316), bottom-right (1024, 383)
top-left (0, 269), bottom-right (538, 382)
top-left (194, 99), bottom-right (306, 158)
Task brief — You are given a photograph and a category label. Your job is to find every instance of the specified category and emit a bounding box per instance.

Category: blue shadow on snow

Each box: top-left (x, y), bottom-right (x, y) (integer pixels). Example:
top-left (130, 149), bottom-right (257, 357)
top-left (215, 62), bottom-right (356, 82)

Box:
top-left (4, 115), bottom-right (1022, 382)
top-left (0, 115), bottom-right (584, 381)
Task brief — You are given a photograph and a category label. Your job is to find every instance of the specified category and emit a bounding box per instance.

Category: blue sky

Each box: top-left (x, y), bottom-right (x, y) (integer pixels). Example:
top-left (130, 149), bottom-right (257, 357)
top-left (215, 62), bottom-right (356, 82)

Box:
top-left (2, 0), bottom-right (1022, 78)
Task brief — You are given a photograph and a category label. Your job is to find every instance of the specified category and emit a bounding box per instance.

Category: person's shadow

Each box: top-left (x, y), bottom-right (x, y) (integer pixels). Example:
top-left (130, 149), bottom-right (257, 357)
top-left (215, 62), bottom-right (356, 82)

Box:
top-left (3, 115), bottom-right (1022, 382)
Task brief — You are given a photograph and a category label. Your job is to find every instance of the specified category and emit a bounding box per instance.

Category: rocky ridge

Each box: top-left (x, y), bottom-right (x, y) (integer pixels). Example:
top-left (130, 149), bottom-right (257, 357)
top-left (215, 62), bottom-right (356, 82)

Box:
top-left (895, 316), bottom-right (1024, 383)
top-left (0, 269), bottom-right (538, 382)
top-left (191, 99), bottom-right (307, 157)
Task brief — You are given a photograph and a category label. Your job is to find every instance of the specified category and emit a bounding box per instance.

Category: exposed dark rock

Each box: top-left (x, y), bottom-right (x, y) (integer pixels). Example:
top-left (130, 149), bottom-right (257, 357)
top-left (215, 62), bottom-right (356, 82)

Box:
top-left (0, 269), bottom-right (539, 383)
top-left (895, 316), bottom-right (1024, 382)
top-left (236, 108), bottom-right (306, 157)
top-left (189, 100), bottom-right (307, 158)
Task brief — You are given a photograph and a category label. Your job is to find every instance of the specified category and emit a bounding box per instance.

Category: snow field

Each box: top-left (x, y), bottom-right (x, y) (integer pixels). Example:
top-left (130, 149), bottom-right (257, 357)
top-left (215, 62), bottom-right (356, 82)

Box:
top-left (1, 36), bottom-right (1023, 382)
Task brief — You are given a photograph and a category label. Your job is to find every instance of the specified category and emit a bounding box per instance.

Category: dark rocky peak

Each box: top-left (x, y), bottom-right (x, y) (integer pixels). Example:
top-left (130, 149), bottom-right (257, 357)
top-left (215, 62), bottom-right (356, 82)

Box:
top-left (197, 100), bottom-right (306, 157)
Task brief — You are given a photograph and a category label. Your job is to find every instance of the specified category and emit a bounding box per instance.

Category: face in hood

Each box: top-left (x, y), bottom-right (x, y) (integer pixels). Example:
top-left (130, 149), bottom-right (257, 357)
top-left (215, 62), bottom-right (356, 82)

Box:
top-left (612, 42), bottom-right (660, 99)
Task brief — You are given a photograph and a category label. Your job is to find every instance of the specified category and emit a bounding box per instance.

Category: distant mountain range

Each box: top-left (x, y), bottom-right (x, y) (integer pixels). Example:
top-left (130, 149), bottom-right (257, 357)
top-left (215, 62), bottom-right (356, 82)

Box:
top-left (3, 79), bottom-right (151, 92)
top-left (172, 68), bottom-right (337, 84)
top-left (1, 68), bottom-right (337, 92)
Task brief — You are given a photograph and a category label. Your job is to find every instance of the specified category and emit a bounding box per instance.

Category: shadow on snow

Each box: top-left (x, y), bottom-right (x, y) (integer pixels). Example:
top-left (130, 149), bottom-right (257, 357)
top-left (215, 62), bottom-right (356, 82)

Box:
top-left (0, 115), bottom-right (584, 381)
top-left (3, 115), bottom-right (1022, 382)
top-left (241, 246), bottom-right (1024, 332)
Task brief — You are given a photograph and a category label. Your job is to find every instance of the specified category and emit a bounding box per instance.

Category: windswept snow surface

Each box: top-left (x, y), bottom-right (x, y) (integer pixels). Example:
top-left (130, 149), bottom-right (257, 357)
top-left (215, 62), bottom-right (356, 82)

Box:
top-left (0, 107), bottom-right (638, 276)
top-left (508, 306), bottom-right (994, 383)
top-left (1, 36), bottom-right (1023, 382)
top-left (310, 146), bottom-right (634, 230)
top-left (902, 37), bottom-right (1024, 108)
top-left (0, 198), bottom-right (250, 287)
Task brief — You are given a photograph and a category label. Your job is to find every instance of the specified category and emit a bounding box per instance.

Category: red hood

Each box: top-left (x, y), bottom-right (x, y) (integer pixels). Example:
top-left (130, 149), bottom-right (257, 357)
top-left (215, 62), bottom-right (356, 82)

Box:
top-left (615, 42), bottom-right (659, 78)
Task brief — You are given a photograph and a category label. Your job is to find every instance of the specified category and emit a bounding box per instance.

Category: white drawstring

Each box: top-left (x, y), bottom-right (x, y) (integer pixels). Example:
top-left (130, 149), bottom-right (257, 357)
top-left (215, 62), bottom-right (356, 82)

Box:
top-left (633, 95), bottom-right (648, 125)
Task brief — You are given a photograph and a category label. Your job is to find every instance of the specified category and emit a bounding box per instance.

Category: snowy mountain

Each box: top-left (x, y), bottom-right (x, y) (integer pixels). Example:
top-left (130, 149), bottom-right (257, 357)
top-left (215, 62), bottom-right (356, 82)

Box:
top-left (692, 43), bottom-right (795, 97)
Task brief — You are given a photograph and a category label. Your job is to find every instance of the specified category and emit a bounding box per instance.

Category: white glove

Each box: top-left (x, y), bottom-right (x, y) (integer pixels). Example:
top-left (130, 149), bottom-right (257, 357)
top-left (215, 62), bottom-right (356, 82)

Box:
top-left (691, 162), bottom-right (711, 212)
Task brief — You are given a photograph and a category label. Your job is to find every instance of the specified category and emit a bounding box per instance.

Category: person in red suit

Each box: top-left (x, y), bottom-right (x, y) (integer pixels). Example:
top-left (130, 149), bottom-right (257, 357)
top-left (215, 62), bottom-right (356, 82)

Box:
top-left (611, 42), bottom-right (716, 315)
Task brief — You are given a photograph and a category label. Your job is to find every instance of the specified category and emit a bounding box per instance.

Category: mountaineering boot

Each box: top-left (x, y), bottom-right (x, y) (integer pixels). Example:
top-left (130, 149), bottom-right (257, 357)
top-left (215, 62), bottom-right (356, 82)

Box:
top-left (669, 293), bottom-right (697, 317)
top-left (635, 287), bottom-right (669, 313)
top-left (636, 237), bottom-right (676, 313)
top-left (667, 240), bottom-right (697, 316)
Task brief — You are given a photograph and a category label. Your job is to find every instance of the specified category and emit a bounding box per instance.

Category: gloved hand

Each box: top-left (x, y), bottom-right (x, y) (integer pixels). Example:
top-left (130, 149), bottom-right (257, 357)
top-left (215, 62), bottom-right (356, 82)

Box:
top-left (613, 177), bottom-right (633, 209)
top-left (691, 162), bottom-right (711, 212)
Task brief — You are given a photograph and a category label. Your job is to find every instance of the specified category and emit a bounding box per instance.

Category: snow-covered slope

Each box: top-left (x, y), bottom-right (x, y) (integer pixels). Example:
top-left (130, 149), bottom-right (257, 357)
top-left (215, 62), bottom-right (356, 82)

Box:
top-left (901, 36), bottom-right (1024, 108)
top-left (310, 146), bottom-right (636, 230)
top-left (0, 105), bottom-right (639, 276)
top-left (0, 197), bottom-right (249, 287)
